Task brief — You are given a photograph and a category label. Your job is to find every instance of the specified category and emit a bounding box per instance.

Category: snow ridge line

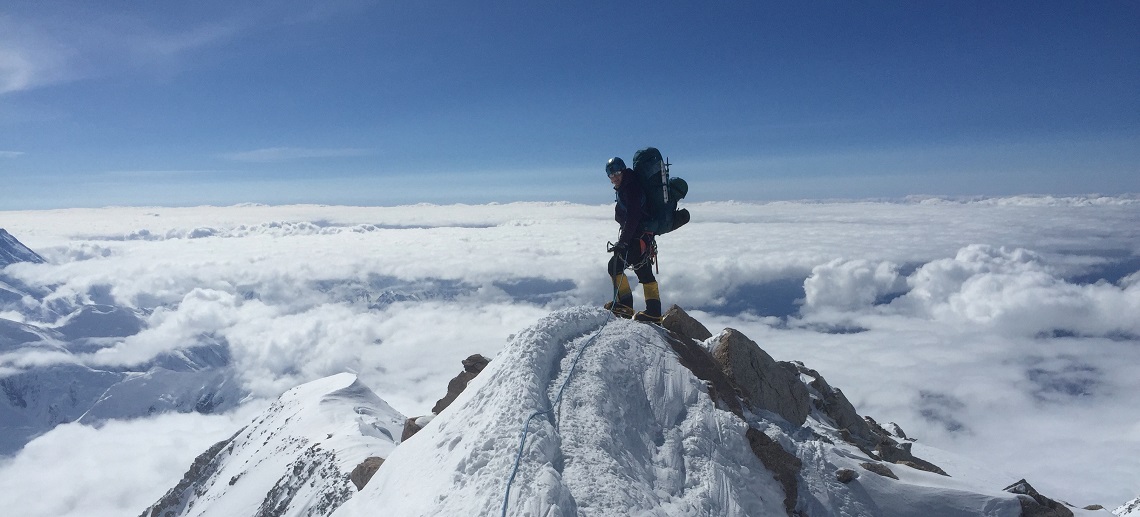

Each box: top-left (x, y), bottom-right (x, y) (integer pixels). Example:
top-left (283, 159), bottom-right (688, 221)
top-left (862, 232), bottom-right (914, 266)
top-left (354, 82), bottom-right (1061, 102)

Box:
top-left (500, 318), bottom-right (612, 517)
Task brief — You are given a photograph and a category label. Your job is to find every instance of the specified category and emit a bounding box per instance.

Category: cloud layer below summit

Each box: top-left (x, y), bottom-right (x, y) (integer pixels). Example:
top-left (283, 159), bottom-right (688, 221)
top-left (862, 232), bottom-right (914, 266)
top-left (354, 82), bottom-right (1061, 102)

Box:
top-left (1, 198), bottom-right (1138, 515)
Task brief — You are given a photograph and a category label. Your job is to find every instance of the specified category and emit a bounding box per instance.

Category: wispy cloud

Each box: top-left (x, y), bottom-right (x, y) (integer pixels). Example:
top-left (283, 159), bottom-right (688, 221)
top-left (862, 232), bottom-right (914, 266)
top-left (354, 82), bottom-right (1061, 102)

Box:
top-left (0, 151), bottom-right (25, 158)
top-left (220, 146), bottom-right (373, 163)
top-left (0, 3), bottom-right (376, 96)
top-left (0, 9), bottom-right (240, 95)
top-left (0, 14), bottom-right (72, 94)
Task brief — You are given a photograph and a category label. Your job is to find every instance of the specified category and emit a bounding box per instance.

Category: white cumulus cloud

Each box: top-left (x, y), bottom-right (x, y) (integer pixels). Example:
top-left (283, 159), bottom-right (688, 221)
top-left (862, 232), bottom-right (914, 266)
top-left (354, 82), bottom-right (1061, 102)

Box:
top-left (802, 258), bottom-right (905, 311)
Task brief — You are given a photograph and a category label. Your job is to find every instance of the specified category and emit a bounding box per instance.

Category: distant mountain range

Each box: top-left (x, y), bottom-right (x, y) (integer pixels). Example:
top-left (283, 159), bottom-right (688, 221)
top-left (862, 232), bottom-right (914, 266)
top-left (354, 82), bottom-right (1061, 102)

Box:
top-left (0, 229), bottom-right (45, 267)
top-left (0, 229), bottom-right (244, 456)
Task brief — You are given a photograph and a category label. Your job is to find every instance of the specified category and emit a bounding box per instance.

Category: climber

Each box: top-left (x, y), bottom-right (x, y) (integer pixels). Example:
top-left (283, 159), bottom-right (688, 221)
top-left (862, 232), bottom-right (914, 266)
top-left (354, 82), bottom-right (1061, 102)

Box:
top-left (603, 156), bottom-right (662, 322)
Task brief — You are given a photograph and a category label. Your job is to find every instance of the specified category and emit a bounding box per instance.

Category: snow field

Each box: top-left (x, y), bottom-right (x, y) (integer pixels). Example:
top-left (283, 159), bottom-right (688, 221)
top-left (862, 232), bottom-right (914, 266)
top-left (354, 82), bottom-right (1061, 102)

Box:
top-left (336, 307), bottom-right (788, 516)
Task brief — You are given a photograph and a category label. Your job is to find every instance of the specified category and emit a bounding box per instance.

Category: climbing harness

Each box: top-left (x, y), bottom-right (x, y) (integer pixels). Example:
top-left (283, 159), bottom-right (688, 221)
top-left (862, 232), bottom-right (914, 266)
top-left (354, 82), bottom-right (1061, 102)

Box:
top-left (606, 237), bottom-right (657, 273)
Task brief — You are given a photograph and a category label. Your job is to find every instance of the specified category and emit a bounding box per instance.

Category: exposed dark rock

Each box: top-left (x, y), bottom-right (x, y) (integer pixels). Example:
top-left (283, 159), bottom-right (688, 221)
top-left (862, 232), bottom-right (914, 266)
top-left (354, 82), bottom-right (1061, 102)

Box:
top-left (836, 468), bottom-right (858, 483)
top-left (658, 325), bottom-right (745, 417)
top-left (461, 354), bottom-right (489, 374)
top-left (746, 427), bottom-right (801, 516)
top-left (661, 304), bottom-right (713, 341)
top-left (863, 416), bottom-right (893, 439)
top-left (430, 371), bottom-right (476, 414)
top-left (664, 308), bottom-right (951, 516)
top-left (401, 417), bottom-right (423, 441)
top-left (658, 310), bottom-right (801, 515)
top-left (254, 444), bottom-right (355, 517)
top-left (796, 363), bottom-right (876, 445)
top-left (1003, 479), bottom-right (1074, 517)
top-left (431, 354), bottom-right (490, 414)
top-left (712, 329), bottom-right (811, 426)
top-left (405, 354), bottom-right (490, 441)
top-left (1118, 497), bottom-right (1140, 516)
top-left (876, 440), bottom-right (948, 476)
top-left (859, 462), bottom-right (899, 480)
top-left (350, 457), bottom-right (384, 491)
top-left (885, 420), bottom-right (908, 439)
top-left (140, 428), bottom-right (243, 517)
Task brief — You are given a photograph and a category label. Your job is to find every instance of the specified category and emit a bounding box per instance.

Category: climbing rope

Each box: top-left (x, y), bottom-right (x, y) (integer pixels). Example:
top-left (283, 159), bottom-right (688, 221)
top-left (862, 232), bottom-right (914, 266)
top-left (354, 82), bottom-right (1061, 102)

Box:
top-left (499, 314), bottom-right (684, 516)
top-left (501, 321), bottom-right (609, 517)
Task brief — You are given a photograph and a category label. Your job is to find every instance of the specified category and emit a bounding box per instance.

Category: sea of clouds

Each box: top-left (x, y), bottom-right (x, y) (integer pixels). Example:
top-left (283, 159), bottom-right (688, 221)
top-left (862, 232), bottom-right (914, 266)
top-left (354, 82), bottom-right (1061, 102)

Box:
top-left (1, 197), bottom-right (1138, 516)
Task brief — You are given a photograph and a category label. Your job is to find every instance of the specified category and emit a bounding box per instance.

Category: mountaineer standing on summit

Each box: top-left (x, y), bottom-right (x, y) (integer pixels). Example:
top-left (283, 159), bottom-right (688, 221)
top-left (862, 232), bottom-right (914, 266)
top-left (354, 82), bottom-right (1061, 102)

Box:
top-left (604, 156), bottom-right (663, 322)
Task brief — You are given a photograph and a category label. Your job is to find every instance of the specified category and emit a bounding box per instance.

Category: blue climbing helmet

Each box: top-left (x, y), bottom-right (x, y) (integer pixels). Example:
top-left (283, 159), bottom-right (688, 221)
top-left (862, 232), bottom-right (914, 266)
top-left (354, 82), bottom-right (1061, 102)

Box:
top-left (605, 157), bottom-right (626, 176)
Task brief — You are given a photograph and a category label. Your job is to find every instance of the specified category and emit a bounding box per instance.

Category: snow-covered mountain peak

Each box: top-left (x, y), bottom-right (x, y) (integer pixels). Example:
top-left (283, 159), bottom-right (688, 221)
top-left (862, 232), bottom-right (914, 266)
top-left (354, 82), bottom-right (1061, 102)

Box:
top-left (332, 306), bottom-right (1075, 516)
top-left (149, 306), bottom-right (1104, 517)
top-left (336, 306), bottom-right (789, 516)
top-left (252, 372), bottom-right (403, 446)
top-left (0, 229), bottom-right (45, 267)
top-left (141, 373), bottom-right (404, 517)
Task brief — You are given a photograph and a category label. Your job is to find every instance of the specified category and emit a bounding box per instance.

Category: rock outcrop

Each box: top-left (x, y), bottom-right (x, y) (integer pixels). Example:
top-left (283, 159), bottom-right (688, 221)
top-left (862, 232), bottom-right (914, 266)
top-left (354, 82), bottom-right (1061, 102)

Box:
top-left (350, 457), bottom-right (384, 491)
top-left (660, 304), bottom-right (950, 516)
top-left (1117, 496), bottom-right (1140, 516)
top-left (860, 461), bottom-right (899, 480)
top-left (430, 353), bottom-right (489, 413)
top-left (141, 431), bottom-right (242, 517)
top-left (403, 353), bottom-right (490, 441)
top-left (1003, 479), bottom-right (1074, 517)
top-left (661, 306), bottom-right (807, 515)
top-left (660, 305), bottom-right (746, 416)
top-left (746, 427), bottom-right (802, 515)
top-left (661, 304), bottom-right (713, 341)
top-left (836, 468), bottom-right (858, 483)
top-left (712, 328), bottom-right (812, 427)
top-left (796, 363), bottom-right (876, 443)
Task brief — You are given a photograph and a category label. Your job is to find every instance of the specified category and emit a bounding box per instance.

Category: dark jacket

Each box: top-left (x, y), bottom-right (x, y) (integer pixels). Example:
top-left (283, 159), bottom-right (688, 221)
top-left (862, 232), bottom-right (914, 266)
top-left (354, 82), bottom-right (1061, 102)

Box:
top-left (614, 168), bottom-right (647, 246)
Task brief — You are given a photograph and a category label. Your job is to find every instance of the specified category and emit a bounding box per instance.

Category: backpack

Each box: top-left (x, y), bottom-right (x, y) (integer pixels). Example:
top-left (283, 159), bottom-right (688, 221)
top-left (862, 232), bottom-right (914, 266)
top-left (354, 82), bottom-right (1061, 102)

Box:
top-left (631, 147), bottom-right (690, 235)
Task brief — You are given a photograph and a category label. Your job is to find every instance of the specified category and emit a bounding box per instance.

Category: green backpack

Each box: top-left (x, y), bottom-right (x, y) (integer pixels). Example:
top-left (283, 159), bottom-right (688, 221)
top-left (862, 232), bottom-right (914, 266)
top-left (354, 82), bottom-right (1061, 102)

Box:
top-left (631, 147), bottom-right (690, 235)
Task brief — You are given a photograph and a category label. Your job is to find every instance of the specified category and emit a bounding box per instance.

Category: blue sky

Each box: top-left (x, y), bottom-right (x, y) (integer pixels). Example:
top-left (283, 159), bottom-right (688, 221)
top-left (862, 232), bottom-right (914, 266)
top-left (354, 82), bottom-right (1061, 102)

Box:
top-left (2, 1), bottom-right (1138, 209)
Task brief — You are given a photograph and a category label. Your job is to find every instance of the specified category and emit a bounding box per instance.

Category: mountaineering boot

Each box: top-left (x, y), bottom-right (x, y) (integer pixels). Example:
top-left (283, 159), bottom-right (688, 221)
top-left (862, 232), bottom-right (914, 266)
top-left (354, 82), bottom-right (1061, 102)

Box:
top-left (608, 274), bottom-right (635, 317)
top-left (633, 311), bottom-right (663, 324)
top-left (605, 300), bottom-right (635, 318)
top-left (634, 282), bottom-right (663, 323)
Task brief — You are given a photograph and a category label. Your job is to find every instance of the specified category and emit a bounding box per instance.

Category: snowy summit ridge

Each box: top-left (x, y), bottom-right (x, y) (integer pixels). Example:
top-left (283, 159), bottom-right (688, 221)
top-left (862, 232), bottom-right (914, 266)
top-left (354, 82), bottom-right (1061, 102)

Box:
top-left (148, 306), bottom-right (1108, 517)
top-left (0, 228), bottom-right (45, 267)
top-left (142, 372), bottom-right (404, 517)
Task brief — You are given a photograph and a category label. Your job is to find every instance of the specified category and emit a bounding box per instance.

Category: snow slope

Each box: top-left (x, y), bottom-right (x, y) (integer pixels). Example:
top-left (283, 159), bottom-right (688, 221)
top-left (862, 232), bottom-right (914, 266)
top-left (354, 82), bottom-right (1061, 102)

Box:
top-left (326, 307), bottom-right (1090, 517)
top-left (0, 228), bottom-right (45, 267)
top-left (1118, 497), bottom-right (1140, 516)
top-left (142, 372), bottom-right (404, 517)
top-left (333, 306), bottom-right (786, 516)
top-left (0, 338), bottom-right (243, 456)
top-left (1, 230), bottom-right (244, 456)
